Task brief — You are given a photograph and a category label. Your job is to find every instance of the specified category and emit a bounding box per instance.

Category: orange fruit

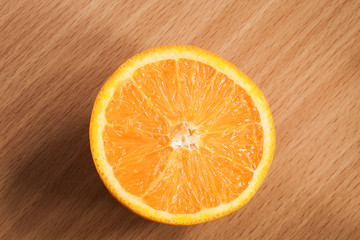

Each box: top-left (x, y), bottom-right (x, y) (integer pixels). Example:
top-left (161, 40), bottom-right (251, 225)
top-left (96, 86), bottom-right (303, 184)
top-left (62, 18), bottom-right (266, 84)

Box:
top-left (89, 45), bottom-right (275, 225)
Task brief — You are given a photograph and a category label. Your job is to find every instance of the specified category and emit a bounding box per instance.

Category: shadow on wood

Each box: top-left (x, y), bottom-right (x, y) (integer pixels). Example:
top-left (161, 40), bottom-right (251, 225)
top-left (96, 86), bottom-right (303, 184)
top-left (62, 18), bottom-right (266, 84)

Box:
top-left (4, 113), bottom-right (158, 238)
top-left (1, 33), bottom-right (167, 238)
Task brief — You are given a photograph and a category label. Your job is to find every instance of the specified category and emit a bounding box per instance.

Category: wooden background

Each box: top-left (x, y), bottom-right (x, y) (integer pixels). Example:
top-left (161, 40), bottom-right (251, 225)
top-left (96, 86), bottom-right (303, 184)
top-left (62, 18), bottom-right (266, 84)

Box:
top-left (1, 1), bottom-right (359, 239)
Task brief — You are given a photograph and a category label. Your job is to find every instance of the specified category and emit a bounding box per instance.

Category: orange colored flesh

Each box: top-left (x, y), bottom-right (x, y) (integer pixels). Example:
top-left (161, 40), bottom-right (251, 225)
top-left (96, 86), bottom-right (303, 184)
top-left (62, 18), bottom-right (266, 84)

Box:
top-left (103, 59), bottom-right (263, 214)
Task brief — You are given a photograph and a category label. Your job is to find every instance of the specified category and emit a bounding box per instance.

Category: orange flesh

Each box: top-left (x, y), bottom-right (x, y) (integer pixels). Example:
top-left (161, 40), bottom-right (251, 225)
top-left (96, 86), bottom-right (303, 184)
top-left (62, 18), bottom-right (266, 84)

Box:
top-left (103, 59), bottom-right (263, 214)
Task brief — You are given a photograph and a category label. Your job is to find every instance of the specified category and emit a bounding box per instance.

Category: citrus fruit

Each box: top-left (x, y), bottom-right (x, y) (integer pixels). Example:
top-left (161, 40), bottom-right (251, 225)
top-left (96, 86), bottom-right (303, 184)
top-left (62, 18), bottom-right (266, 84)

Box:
top-left (89, 45), bottom-right (275, 225)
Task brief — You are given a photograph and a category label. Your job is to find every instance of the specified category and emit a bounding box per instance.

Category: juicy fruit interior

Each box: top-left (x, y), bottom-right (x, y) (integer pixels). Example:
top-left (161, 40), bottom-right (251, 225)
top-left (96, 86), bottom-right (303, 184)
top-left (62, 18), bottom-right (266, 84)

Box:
top-left (103, 59), bottom-right (263, 214)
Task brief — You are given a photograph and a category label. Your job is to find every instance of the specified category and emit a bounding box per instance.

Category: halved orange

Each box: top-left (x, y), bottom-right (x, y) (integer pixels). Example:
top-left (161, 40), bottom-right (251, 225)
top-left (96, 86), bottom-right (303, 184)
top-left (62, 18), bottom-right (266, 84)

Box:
top-left (89, 45), bottom-right (275, 225)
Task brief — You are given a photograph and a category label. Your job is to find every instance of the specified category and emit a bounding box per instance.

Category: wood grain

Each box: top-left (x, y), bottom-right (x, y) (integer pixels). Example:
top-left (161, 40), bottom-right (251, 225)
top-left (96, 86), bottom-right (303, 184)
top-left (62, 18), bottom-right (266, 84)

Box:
top-left (1, 1), bottom-right (359, 239)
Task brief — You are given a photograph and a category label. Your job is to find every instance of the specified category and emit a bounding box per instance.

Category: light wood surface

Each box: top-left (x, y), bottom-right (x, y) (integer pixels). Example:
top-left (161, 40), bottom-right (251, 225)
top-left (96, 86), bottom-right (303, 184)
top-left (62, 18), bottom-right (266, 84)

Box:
top-left (1, 1), bottom-right (359, 239)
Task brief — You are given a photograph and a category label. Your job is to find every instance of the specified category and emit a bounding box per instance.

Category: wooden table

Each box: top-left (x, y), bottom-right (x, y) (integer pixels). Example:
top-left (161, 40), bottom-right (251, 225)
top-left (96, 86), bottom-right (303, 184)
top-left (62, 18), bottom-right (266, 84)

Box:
top-left (1, 1), bottom-right (359, 239)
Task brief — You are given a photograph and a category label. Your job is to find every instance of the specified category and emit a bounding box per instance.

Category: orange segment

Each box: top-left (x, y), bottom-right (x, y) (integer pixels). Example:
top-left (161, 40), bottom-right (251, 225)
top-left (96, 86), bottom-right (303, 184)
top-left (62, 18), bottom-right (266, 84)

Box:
top-left (201, 123), bottom-right (264, 170)
top-left (202, 84), bottom-right (261, 133)
top-left (186, 149), bottom-right (221, 208)
top-left (132, 60), bottom-right (183, 123)
top-left (177, 58), bottom-right (217, 123)
top-left (105, 81), bottom-right (170, 134)
top-left (90, 45), bottom-right (275, 225)
top-left (199, 148), bottom-right (254, 204)
top-left (103, 80), bottom-right (172, 196)
top-left (142, 148), bottom-right (203, 214)
top-left (192, 72), bottom-right (235, 126)
top-left (114, 146), bottom-right (172, 196)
